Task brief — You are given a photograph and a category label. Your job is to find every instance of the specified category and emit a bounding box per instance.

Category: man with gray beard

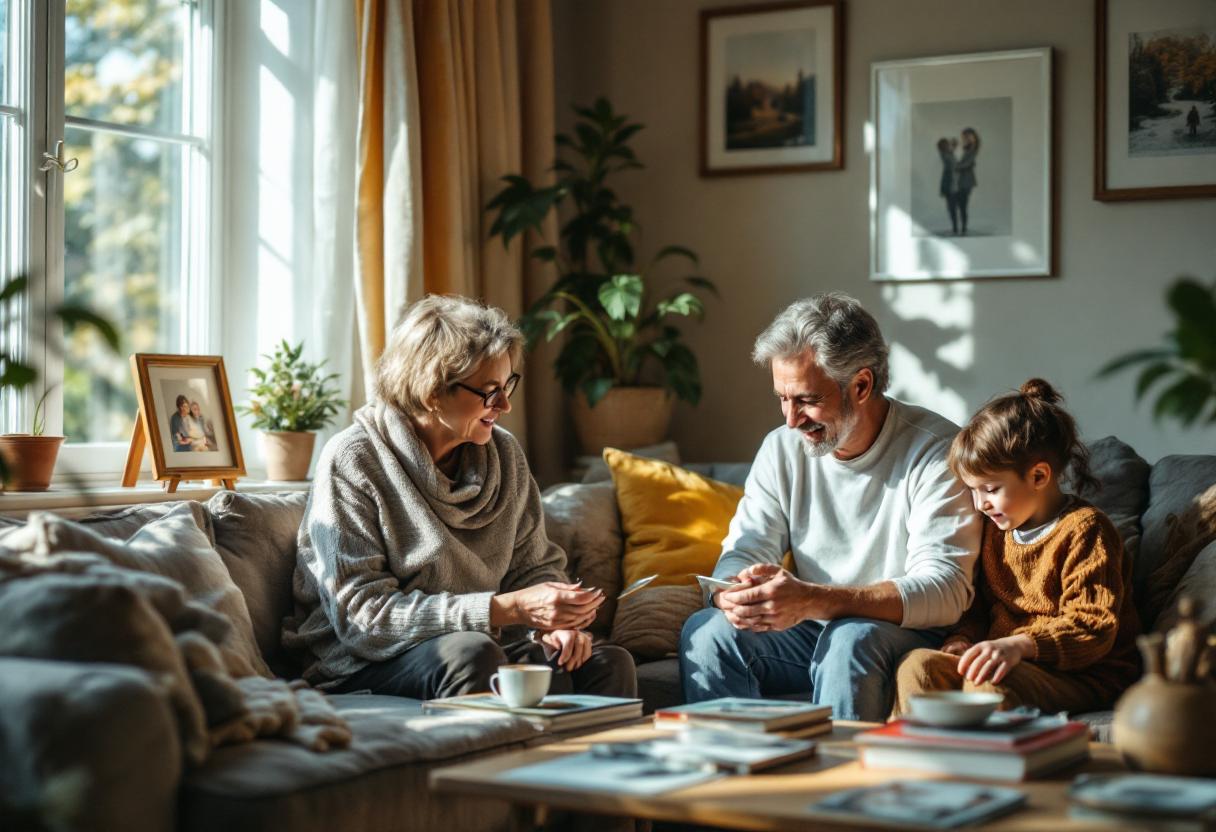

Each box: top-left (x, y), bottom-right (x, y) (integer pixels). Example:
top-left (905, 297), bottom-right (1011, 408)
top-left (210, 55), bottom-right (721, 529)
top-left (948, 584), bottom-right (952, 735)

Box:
top-left (679, 294), bottom-right (981, 721)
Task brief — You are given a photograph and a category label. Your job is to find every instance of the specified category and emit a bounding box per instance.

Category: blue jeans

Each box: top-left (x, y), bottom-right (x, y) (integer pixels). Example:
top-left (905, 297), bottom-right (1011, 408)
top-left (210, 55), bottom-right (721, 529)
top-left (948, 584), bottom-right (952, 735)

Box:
top-left (678, 608), bottom-right (946, 722)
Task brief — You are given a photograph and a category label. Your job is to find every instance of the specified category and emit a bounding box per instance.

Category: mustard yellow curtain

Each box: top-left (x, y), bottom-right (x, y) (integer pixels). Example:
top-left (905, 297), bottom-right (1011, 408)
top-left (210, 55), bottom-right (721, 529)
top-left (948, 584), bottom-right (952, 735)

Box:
top-left (355, 0), bottom-right (560, 472)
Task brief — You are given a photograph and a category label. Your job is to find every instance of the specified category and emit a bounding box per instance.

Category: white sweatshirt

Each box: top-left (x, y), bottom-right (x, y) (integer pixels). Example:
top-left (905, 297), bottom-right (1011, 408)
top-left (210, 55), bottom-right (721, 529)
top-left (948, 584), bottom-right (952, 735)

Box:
top-left (712, 398), bottom-right (982, 629)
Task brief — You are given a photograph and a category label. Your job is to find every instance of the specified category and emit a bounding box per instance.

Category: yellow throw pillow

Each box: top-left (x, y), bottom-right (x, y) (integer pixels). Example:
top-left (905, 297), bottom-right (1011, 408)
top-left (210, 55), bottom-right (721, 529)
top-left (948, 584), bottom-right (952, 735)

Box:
top-left (604, 447), bottom-right (744, 588)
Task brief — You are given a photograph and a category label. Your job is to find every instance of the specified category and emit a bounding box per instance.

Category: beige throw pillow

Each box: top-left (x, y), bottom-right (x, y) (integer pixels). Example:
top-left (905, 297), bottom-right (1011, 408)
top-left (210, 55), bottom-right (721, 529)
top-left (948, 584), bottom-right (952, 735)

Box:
top-left (2, 503), bottom-right (271, 679)
top-left (610, 584), bottom-right (704, 661)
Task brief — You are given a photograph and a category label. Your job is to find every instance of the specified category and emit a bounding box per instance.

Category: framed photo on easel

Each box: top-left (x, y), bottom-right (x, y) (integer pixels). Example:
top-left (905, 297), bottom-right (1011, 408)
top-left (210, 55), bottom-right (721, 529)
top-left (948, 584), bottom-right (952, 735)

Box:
top-left (122, 354), bottom-right (245, 491)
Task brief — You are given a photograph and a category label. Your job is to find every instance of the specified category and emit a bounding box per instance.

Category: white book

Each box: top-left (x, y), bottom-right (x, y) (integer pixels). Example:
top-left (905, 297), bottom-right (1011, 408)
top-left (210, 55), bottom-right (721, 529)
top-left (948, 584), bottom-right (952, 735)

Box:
top-left (859, 732), bottom-right (1090, 782)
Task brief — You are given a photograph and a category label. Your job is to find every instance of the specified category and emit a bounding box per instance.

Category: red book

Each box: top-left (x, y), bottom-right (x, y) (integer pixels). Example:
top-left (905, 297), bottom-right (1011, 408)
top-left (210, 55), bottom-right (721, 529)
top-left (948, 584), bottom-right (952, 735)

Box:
top-left (856, 719), bottom-right (1090, 754)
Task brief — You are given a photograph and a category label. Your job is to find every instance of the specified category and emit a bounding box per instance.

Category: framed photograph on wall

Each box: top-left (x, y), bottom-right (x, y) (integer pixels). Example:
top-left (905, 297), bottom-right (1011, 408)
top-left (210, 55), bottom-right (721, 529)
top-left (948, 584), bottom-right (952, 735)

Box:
top-left (870, 48), bottom-right (1054, 281)
top-left (129, 354), bottom-right (245, 486)
top-left (700, 0), bottom-right (843, 176)
top-left (1096, 0), bottom-right (1216, 200)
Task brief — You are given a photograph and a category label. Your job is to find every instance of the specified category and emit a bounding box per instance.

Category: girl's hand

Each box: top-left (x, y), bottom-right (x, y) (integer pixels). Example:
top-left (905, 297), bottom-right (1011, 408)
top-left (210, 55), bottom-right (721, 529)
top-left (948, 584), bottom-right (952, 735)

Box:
top-left (941, 636), bottom-right (972, 657)
top-left (538, 629), bottom-right (592, 671)
top-left (956, 635), bottom-right (1035, 684)
top-left (490, 582), bottom-right (603, 630)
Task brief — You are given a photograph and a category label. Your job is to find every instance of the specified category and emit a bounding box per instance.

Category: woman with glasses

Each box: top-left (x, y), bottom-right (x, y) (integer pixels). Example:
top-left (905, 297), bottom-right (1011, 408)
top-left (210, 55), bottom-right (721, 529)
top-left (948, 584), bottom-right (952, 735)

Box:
top-left (284, 294), bottom-right (636, 702)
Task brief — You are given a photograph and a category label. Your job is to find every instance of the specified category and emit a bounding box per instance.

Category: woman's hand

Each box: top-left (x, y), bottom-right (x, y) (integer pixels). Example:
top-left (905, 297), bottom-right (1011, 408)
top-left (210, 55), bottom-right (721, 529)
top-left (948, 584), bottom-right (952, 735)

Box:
top-left (490, 582), bottom-right (603, 630)
top-left (538, 629), bottom-right (592, 671)
top-left (941, 636), bottom-right (972, 657)
top-left (956, 635), bottom-right (1035, 684)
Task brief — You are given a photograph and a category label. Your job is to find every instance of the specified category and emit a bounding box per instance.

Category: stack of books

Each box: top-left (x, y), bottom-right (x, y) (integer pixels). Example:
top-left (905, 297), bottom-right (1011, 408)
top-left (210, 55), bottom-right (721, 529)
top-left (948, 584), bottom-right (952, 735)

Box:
top-left (592, 726), bottom-right (819, 775)
top-left (856, 713), bottom-right (1090, 781)
top-left (654, 697), bottom-right (832, 739)
top-left (1067, 773), bottom-right (1216, 830)
top-left (422, 693), bottom-right (643, 731)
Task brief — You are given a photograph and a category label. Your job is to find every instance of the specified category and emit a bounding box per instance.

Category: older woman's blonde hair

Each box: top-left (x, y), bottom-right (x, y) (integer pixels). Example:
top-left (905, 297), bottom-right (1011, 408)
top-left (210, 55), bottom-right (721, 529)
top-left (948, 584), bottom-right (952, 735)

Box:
top-left (374, 294), bottom-right (524, 415)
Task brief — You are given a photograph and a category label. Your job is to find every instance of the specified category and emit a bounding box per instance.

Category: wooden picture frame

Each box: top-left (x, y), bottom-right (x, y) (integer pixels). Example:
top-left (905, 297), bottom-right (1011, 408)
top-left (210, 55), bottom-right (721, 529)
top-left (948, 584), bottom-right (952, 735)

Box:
top-left (870, 48), bottom-right (1056, 281)
top-left (123, 354), bottom-right (245, 490)
top-left (700, 0), bottom-right (844, 176)
top-left (1095, 0), bottom-right (1216, 200)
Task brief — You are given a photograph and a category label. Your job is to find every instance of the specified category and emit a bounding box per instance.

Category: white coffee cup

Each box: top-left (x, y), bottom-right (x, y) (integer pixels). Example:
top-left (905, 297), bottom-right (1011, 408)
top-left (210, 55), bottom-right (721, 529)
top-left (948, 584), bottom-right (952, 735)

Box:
top-left (489, 664), bottom-right (552, 708)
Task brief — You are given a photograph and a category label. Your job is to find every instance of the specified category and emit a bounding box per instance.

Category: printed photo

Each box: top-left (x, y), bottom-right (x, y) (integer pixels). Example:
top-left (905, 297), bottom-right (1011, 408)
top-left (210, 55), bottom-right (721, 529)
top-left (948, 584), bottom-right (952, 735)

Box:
top-left (160, 378), bottom-right (219, 453)
top-left (724, 29), bottom-right (817, 150)
top-left (910, 97), bottom-right (1014, 238)
top-left (1128, 26), bottom-right (1216, 158)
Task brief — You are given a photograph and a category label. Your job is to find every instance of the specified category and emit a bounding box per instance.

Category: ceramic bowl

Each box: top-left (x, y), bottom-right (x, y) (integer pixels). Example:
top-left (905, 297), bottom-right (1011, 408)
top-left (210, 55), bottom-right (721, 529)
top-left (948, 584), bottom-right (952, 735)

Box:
top-left (907, 691), bottom-right (1005, 727)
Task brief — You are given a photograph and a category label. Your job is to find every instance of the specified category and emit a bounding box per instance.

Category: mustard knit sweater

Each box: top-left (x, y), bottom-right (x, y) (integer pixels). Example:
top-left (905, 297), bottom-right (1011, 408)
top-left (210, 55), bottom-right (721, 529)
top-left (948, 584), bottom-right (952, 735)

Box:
top-left (951, 499), bottom-right (1142, 701)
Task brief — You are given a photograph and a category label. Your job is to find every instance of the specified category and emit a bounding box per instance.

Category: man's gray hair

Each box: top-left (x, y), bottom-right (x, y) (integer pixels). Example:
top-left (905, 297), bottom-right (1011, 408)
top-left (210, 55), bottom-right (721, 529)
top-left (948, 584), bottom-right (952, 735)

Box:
top-left (752, 293), bottom-right (890, 393)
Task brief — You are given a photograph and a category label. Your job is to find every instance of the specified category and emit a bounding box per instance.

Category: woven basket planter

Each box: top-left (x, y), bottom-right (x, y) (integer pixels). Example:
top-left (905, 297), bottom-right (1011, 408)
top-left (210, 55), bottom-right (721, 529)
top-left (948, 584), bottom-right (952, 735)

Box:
top-left (570, 386), bottom-right (674, 456)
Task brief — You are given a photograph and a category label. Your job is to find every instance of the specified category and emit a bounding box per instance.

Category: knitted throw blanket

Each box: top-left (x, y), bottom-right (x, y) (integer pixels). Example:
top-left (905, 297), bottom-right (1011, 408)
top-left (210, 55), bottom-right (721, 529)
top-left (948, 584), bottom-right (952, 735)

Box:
top-left (283, 402), bottom-right (568, 689)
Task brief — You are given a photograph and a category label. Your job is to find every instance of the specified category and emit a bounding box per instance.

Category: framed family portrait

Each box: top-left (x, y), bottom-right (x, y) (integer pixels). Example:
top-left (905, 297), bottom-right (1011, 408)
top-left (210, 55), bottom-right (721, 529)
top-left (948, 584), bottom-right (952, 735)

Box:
top-left (870, 48), bottom-right (1054, 281)
top-left (127, 354), bottom-right (245, 485)
top-left (700, 0), bottom-right (843, 176)
top-left (1096, 0), bottom-right (1216, 200)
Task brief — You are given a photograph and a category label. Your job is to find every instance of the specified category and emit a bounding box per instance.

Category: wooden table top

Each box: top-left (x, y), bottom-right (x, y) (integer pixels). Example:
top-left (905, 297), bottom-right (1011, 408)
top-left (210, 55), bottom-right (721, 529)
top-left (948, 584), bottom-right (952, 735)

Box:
top-left (429, 720), bottom-right (1132, 832)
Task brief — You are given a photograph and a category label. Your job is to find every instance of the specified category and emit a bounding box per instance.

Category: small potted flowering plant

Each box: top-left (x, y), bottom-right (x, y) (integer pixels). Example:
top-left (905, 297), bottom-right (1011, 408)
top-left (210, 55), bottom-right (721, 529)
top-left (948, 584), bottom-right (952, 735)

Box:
top-left (239, 341), bottom-right (347, 481)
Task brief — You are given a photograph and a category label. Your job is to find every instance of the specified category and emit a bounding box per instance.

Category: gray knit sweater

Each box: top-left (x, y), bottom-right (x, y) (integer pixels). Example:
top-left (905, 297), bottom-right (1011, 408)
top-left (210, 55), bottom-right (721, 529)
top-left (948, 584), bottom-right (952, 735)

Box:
top-left (282, 402), bottom-right (568, 689)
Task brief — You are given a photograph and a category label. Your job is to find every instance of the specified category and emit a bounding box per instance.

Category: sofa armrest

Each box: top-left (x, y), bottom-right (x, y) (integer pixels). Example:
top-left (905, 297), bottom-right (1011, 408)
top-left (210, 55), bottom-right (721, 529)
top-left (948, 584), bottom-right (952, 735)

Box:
top-left (0, 658), bottom-right (181, 832)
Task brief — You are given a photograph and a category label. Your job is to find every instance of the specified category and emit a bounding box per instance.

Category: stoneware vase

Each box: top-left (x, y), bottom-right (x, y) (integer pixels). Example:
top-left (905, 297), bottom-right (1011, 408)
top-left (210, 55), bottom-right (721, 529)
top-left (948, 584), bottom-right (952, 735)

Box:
top-left (1113, 598), bottom-right (1216, 776)
top-left (570, 385), bottom-right (675, 456)
top-left (0, 434), bottom-right (65, 492)
top-left (262, 430), bottom-right (316, 482)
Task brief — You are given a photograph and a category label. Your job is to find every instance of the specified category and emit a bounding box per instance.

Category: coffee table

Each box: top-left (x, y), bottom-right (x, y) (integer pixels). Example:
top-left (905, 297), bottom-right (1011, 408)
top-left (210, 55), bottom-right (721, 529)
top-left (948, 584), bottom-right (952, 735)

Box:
top-left (429, 720), bottom-right (1130, 831)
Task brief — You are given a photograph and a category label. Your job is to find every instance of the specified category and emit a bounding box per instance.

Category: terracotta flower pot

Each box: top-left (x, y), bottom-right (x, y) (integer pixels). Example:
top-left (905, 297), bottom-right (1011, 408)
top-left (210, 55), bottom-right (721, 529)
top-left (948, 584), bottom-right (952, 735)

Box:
top-left (262, 431), bottom-right (317, 482)
top-left (570, 386), bottom-right (675, 456)
top-left (0, 434), bottom-right (66, 492)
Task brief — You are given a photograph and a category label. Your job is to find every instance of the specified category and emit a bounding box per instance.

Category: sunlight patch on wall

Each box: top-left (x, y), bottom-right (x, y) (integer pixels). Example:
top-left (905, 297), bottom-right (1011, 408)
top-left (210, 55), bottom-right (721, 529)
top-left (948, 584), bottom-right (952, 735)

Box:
top-left (261, 0), bottom-right (291, 57)
top-left (257, 63), bottom-right (295, 356)
top-left (882, 282), bottom-right (974, 425)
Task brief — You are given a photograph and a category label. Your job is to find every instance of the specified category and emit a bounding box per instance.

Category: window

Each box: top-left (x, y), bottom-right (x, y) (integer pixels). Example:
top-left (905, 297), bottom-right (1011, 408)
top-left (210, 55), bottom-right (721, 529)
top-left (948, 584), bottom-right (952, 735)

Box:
top-left (2, 0), bottom-right (214, 476)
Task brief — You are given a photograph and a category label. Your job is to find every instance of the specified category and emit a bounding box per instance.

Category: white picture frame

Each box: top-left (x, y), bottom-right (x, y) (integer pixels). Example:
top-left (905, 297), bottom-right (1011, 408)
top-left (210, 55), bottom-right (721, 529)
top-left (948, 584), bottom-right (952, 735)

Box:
top-left (869, 48), bottom-right (1055, 281)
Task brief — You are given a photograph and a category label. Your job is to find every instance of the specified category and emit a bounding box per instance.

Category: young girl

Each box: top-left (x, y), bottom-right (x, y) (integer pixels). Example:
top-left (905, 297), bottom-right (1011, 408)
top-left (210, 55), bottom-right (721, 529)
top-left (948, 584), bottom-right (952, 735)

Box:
top-left (894, 379), bottom-right (1142, 715)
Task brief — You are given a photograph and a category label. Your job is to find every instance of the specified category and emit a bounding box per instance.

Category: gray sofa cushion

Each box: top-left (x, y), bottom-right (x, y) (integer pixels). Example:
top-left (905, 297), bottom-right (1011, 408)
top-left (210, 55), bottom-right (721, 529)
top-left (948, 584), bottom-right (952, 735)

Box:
top-left (636, 658), bottom-right (684, 715)
top-left (0, 658), bottom-right (181, 832)
top-left (1082, 436), bottom-right (1151, 563)
top-left (1155, 538), bottom-right (1216, 634)
top-left (207, 491), bottom-right (310, 680)
top-left (76, 501), bottom-right (215, 543)
top-left (1137, 455), bottom-right (1216, 603)
top-left (682, 462), bottom-right (751, 488)
top-left (541, 480), bottom-right (623, 638)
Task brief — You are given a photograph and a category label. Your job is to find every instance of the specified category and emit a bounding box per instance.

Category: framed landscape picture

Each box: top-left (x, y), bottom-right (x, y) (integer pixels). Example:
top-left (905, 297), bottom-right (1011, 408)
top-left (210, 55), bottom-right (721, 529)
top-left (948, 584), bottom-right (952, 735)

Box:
top-left (700, 0), bottom-right (843, 176)
top-left (870, 48), bottom-right (1054, 281)
top-left (1096, 0), bottom-right (1216, 200)
top-left (129, 354), bottom-right (245, 484)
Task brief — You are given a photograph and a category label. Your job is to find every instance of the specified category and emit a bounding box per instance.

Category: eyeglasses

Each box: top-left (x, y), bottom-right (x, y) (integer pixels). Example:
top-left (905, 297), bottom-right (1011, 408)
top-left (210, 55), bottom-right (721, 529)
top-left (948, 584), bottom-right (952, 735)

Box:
top-left (452, 373), bottom-right (521, 409)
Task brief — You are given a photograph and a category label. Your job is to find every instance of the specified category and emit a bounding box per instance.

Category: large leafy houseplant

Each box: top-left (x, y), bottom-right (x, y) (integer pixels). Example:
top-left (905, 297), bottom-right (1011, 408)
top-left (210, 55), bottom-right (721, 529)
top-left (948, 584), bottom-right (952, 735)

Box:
top-left (486, 97), bottom-right (718, 408)
top-left (238, 340), bottom-right (347, 432)
top-left (1099, 278), bottom-right (1216, 425)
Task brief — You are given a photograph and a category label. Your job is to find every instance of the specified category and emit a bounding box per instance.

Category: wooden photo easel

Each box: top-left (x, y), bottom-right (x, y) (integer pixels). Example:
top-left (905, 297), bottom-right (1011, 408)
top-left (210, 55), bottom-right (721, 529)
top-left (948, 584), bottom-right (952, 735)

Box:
top-left (122, 354), bottom-right (247, 492)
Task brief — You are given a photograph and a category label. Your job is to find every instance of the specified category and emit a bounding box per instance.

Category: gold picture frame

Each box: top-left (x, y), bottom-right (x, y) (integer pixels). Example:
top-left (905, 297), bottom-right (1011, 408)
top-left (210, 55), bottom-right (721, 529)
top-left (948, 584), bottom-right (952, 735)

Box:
top-left (123, 354), bottom-right (246, 491)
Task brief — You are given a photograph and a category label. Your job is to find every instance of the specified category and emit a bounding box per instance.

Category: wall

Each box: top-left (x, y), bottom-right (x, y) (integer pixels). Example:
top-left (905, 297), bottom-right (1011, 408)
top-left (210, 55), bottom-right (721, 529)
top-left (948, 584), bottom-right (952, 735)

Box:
top-left (551, 0), bottom-right (1216, 466)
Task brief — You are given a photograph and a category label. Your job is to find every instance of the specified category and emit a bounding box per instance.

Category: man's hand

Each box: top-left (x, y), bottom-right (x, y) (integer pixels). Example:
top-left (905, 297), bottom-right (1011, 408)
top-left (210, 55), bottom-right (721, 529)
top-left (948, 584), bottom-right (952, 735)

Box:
top-left (716, 564), bottom-right (813, 632)
top-left (956, 634), bottom-right (1035, 684)
top-left (538, 629), bottom-right (592, 671)
top-left (941, 636), bottom-right (972, 657)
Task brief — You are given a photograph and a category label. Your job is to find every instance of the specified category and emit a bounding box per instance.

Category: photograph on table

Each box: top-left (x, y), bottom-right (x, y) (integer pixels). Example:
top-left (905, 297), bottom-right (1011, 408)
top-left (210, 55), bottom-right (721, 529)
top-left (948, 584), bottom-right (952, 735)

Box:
top-left (1096, 0), bottom-right (1216, 199)
top-left (700, 0), bottom-right (842, 176)
top-left (870, 48), bottom-right (1054, 281)
top-left (131, 354), bottom-right (245, 482)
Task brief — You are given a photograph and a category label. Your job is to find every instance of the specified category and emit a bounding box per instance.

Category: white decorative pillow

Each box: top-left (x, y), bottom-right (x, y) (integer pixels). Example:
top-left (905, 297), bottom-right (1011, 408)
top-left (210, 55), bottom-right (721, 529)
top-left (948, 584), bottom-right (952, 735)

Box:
top-left (2, 503), bottom-right (271, 679)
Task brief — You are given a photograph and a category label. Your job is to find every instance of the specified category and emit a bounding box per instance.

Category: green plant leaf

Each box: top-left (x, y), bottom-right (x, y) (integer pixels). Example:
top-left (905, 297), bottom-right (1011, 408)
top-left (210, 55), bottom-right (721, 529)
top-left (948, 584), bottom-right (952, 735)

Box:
top-left (683, 276), bottom-right (720, 297)
top-left (581, 376), bottom-right (615, 407)
top-left (650, 245), bottom-right (699, 267)
top-left (554, 335), bottom-right (599, 394)
top-left (56, 304), bottom-right (121, 352)
top-left (1135, 362), bottom-right (1176, 401)
top-left (1168, 279), bottom-right (1216, 340)
top-left (656, 293), bottom-right (705, 319)
top-left (0, 276), bottom-right (28, 303)
top-left (531, 246), bottom-right (559, 263)
top-left (0, 360), bottom-right (37, 389)
top-left (659, 342), bottom-right (702, 405)
top-left (1096, 348), bottom-right (1174, 378)
top-left (1153, 374), bottom-right (1213, 425)
top-left (598, 274), bottom-right (643, 321)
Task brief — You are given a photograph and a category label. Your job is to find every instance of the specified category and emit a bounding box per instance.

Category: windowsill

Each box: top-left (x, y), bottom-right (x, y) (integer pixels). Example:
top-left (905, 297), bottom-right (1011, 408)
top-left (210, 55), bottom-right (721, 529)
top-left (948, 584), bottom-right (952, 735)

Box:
top-left (0, 479), bottom-right (311, 518)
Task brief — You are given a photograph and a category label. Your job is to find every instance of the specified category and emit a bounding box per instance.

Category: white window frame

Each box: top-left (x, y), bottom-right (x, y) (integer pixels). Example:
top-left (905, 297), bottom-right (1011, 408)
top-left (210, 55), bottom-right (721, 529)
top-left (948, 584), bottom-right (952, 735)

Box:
top-left (3, 0), bottom-right (221, 485)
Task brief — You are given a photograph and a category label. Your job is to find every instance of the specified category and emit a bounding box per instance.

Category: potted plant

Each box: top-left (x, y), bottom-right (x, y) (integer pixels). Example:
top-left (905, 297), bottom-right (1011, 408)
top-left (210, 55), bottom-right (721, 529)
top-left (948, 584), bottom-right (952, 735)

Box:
top-left (1099, 277), bottom-right (1216, 425)
top-left (0, 275), bottom-right (119, 491)
top-left (486, 97), bottom-right (718, 455)
top-left (239, 340), bottom-right (348, 482)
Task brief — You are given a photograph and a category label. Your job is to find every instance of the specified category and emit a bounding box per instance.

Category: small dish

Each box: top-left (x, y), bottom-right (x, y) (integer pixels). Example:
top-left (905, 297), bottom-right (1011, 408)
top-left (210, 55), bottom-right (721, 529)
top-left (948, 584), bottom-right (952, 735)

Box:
top-left (907, 691), bottom-right (1005, 727)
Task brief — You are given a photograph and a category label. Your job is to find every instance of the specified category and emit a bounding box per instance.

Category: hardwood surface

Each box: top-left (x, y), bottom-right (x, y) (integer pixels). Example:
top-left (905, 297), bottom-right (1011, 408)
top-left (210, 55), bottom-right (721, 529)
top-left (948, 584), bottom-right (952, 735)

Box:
top-left (430, 721), bottom-right (1130, 832)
